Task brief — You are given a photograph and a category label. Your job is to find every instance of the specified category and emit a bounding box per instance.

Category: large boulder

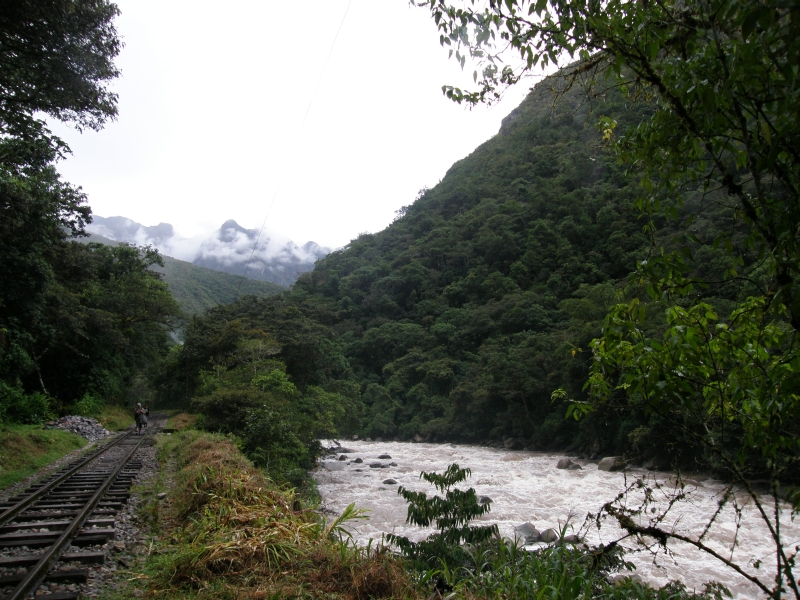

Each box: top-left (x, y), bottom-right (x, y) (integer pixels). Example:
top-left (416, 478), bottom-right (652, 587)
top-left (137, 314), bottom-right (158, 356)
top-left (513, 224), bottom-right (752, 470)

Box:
top-left (556, 458), bottom-right (573, 469)
top-left (539, 528), bottom-right (560, 543)
top-left (513, 522), bottom-right (540, 544)
top-left (478, 495), bottom-right (492, 505)
top-left (567, 463), bottom-right (582, 470)
top-left (353, 457), bottom-right (363, 464)
top-left (378, 454), bottom-right (392, 459)
top-left (598, 456), bottom-right (626, 472)
top-left (382, 478), bottom-right (398, 485)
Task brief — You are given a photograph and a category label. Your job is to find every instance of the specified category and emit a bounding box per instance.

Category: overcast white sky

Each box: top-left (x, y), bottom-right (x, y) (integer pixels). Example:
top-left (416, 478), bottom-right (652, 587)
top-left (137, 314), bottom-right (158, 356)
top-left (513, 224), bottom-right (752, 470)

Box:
top-left (50, 0), bottom-right (537, 249)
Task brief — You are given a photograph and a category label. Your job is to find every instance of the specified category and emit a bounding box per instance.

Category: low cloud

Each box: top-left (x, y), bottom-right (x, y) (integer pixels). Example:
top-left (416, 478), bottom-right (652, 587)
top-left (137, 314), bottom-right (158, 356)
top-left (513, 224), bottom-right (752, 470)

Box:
top-left (87, 216), bottom-right (330, 285)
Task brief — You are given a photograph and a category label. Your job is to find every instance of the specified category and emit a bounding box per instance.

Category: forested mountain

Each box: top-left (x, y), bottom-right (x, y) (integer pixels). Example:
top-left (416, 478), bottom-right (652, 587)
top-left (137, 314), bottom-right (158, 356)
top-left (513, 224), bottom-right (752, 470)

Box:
top-left (291, 80), bottom-right (652, 447)
top-left (162, 76), bottom-right (733, 464)
top-left (84, 233), bottom-right (284, 315)
top-left (165, 71), bottom-right (757, 472)
top-left (158, 254), bottom-right (285, 315)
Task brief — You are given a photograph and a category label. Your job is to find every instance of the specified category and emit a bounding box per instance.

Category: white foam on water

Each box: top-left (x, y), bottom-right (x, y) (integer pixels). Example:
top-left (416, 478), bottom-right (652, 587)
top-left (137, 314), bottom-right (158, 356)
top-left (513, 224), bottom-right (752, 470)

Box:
top-left (315, 440), bottom-right (800, 599)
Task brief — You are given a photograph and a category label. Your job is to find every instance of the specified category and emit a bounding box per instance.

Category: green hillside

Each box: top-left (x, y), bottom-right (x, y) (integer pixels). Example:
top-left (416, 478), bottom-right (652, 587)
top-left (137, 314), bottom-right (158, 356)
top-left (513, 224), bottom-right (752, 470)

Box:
top-left (164, 81), bottom-right (634, 444)
top-left (84, 233), bottom-right (285, 314)
top-left (158, 254), bottom-right (284, 315)
top-left (161, 76), bottom-right (744, 463)
top-left (290, 80), bottom-right (651, 446)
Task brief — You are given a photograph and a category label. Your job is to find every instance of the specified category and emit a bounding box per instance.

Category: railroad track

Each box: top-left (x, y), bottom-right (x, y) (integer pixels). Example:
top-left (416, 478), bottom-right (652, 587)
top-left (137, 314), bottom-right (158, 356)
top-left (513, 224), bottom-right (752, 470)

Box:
top-left (0, 420), bottom-right (160, 600)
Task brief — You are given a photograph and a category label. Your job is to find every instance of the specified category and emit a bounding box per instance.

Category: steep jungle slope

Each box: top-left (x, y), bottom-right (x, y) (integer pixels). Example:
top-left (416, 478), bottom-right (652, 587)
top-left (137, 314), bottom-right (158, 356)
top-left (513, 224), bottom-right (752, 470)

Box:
top-left (291, 79), bottom-right (651, 446)
top-left (168, 76), bottom-right (738, 459)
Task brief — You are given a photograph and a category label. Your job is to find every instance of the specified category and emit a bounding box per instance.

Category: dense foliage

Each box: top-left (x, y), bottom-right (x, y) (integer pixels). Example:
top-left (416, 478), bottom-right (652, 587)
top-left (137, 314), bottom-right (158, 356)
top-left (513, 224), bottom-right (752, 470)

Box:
top-left (165, 79), bottom-right (735, 466)
top-left (416, 0), bottom-right (800, 594)
top-left (0, 0), bottom-right (121, 138)
top-left (0, 1), bottom-right (181, 422)
top-left (156, 295), bottom-right (352, 484)
top-left (291, 81), bottom-right (653, 449)
top-left (416, 0), bottom-right (800, 480)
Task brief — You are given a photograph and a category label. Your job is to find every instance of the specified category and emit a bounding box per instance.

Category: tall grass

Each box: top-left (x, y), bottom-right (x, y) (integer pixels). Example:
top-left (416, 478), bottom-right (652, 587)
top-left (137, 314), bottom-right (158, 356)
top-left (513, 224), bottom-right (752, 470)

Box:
top-left (439, 539), bottom-right (730, 599)
top-left (146, 430), bottom-right (418, 599)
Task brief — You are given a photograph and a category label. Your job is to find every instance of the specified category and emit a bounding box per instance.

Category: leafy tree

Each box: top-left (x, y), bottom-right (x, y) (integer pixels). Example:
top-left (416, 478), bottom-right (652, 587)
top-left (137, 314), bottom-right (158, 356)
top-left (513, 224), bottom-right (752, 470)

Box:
top-left (387, 463), bottom-right (497, 570)
top-left (0, 7), bottom-right (170, 406)
top-left (179, 315), bottom-right (350, 484)
top-left (25, 242), bottom-right (180, 404)
top-left (0, 0), bottom-right (121, 137)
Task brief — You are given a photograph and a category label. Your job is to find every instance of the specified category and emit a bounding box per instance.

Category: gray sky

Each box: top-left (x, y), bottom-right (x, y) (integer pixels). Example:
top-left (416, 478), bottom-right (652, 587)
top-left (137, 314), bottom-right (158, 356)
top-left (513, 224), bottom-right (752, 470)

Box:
top-left (50, 0), bottom-right (536, 249)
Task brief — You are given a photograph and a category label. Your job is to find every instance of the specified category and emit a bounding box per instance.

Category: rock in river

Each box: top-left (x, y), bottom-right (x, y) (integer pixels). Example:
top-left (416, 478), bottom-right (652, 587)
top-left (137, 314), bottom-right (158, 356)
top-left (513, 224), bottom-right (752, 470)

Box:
top-left (539, 528), bottom-right (560, 543)
top-left (513, 522), bottom-right (540, 544)
top-left (598, 456), bottom-right (626, 472)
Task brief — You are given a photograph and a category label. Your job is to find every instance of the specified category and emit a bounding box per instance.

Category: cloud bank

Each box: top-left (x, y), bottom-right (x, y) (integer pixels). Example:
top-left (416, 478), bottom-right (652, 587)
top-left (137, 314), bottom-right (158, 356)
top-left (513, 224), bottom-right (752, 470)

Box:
top-left (87, 216), bottom-right (330, 286)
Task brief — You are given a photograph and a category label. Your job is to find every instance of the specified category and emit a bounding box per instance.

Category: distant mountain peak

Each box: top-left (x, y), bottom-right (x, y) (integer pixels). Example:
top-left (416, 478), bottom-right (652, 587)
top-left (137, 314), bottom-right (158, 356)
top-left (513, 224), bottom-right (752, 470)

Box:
top-left (86, 215), bottom-right (330, 286)
top-left (218, 219), bottom-right (254, 241)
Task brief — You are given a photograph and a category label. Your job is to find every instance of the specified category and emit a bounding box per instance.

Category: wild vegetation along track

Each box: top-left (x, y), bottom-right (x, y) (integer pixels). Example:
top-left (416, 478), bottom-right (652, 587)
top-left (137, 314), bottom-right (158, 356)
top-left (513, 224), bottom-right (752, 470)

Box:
top-left (0, 418), bottom-right (161, 600)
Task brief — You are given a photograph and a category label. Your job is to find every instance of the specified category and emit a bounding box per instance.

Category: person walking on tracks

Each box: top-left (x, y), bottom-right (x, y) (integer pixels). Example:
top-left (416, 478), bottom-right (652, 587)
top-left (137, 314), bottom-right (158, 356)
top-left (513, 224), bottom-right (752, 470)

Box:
top-left (134, 403), bottom-right (145, 434)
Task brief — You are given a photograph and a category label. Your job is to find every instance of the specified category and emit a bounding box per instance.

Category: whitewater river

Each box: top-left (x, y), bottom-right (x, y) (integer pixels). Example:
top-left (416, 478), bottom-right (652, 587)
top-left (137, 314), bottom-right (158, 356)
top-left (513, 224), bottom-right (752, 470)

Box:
top-left (314, 440), bottom-right (800, 598)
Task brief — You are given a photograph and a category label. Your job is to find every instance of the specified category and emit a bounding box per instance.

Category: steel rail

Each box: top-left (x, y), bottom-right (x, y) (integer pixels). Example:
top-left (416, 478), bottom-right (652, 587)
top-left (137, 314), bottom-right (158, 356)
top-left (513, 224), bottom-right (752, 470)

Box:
top-left (5, 429), bottom-right (150, 600)
top-left (0, 429), bottom-right (135, 528)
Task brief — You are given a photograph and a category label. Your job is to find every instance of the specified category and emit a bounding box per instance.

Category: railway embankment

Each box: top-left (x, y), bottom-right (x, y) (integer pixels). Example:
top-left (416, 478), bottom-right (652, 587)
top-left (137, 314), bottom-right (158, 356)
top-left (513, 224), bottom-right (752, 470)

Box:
top-left (95, 427), bottom-right (417, 599)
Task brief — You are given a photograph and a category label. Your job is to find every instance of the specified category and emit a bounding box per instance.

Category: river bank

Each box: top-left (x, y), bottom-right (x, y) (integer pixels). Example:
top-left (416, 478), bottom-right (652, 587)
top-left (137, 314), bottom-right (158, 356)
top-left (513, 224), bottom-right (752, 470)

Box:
top-left (315, 439), bottom-right (798, 599)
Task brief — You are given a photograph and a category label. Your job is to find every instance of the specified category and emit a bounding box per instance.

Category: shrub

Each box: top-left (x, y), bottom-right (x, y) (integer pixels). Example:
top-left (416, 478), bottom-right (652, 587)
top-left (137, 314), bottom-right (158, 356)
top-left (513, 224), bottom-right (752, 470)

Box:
top-left (0, 382), bottom-right (52, 424)
top-left (72, 392), bottom-right (104, 418)
top-left (387, 463), bottom-right (496, 570)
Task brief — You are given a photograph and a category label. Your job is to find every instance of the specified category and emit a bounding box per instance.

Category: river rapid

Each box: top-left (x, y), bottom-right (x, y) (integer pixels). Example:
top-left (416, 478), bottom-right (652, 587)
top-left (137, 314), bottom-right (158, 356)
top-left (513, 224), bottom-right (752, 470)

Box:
top-left (314, 440), bottom-right (799, 598)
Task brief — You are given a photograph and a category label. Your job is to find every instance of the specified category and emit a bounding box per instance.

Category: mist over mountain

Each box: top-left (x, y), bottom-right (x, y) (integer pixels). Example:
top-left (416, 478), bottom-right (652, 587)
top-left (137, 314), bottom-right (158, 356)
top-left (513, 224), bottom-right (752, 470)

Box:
top-left (87, 216), bottom-right (331, 286)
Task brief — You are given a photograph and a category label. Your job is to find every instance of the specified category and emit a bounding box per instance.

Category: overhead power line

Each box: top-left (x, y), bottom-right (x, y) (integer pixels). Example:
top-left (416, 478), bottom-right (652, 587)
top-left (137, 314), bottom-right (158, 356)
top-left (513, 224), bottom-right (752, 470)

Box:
top-left (237, 0), bottom-right (353, 292)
